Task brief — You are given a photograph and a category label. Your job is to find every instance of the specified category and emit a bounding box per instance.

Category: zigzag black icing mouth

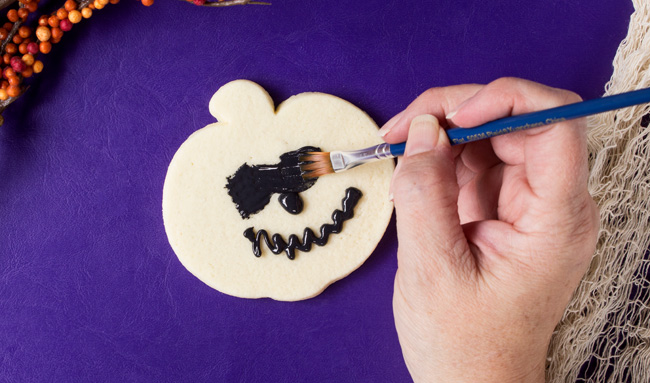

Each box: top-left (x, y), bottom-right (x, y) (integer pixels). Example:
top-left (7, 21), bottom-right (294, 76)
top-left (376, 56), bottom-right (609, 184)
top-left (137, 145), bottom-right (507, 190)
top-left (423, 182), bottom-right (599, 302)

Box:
top-left (243, 187), bottom-right (362, 260)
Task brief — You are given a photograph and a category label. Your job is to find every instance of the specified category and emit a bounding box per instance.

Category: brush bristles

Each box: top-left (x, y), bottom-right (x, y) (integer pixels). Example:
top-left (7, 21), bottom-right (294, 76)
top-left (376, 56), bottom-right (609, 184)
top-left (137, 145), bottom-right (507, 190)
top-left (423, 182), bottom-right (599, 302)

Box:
top-left (299, 152), bottom-right (334, 179)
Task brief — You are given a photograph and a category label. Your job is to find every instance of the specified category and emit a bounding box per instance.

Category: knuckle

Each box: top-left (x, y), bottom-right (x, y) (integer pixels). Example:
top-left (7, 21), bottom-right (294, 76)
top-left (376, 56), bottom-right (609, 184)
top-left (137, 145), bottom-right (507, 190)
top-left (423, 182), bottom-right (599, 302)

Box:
top-left (491, 76), bottom-right (519, 88)
top-left (419, 87), bottom-right (444, 103)
top-left (487, 77), bottom-right (528, 95)
top-left (486, 78), bottom-right (584, 111)
top-left (406, 87), bottom-right (446, 114)
top-left (483, 77), bottom-right (528, 110)
top-left (558, 89), bottom-right (583, 106)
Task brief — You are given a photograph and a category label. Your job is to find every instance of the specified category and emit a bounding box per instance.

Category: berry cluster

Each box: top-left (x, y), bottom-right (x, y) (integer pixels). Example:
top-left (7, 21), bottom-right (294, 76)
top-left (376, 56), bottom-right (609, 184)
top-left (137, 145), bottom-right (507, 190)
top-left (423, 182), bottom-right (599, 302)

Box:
top-left (0, 0), bottom-right (136, 105)
top-left (0, 0), bottom-right (271, 124)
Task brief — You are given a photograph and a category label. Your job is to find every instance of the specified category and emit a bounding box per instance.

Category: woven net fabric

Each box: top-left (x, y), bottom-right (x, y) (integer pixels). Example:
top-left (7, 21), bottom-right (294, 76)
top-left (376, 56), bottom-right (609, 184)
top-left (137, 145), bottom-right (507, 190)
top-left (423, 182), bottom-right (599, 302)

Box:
top-left (547, 1), bottom-right (650, 381)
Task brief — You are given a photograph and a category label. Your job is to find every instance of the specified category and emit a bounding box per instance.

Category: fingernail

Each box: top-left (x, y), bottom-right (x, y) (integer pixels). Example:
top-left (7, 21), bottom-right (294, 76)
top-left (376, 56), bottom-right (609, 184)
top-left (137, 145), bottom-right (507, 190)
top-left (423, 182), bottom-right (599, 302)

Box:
top-left (405, 114), bottom-right (439, 156)
top-left (446, 99), bottom-right (469, 121)
top-left (438, 125), bottom-right (450, 146)
top-left (378, 111), bottom-right (404, 137)
top-left (388, 193), bottom-right (394, 202)
top-left (445, 109), bottom-right (458, 120)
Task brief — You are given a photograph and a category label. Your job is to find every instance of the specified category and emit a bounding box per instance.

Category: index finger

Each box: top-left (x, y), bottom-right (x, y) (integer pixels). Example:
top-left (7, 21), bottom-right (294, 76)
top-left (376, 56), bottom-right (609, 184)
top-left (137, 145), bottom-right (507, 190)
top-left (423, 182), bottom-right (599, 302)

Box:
top-left (380, 84), bottom-right (483, 144)
top-left (449, 77), bottom-right (589, 204)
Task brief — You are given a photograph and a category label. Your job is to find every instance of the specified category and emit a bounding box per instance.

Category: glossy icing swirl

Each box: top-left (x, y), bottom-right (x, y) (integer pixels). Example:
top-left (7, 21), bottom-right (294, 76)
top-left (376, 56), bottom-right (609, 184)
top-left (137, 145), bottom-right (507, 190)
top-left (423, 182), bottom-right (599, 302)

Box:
top-left (243, 187), bottom-right (362, 260)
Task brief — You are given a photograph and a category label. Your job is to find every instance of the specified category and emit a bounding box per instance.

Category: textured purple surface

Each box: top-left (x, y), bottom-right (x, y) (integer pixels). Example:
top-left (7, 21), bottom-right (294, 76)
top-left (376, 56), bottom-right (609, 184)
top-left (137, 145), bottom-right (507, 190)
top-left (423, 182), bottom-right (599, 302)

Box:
top-left (0, 1), bottom-right (633, 382)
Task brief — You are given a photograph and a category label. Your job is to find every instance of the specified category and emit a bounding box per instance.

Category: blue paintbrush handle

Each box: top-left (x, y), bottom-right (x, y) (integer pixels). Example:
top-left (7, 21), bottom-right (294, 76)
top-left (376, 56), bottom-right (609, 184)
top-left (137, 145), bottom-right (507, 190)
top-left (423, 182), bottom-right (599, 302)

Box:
top-left (387, 87), bottom-right (650, 156)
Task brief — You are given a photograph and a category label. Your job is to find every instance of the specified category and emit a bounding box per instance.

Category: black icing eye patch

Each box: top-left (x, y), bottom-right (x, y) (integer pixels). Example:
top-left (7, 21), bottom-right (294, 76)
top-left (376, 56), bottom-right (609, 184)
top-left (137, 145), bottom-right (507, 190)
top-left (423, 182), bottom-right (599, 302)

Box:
top-left (225, 146), bottom-right (320, 219)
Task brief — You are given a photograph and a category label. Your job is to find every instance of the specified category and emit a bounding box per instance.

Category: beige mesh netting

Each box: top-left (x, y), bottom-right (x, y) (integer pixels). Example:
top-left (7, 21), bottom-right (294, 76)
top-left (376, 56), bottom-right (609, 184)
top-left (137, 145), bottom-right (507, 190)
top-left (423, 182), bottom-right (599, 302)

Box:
top-left (547, 1), bottom-right (650, 381)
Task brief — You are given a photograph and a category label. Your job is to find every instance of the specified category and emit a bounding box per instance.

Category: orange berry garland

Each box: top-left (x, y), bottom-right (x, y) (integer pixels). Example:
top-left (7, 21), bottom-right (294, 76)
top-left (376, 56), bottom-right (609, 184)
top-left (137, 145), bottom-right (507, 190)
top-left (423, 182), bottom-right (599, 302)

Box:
top-left (7, 85), bottom-right (20, 97)
top-left (17, 7), bottom-right (28, 20)
top-left (21, 53), bottom-right (34, 66)
top-left (0, 0), bottom-right (267, 123)
top-left (32, 60), bottom-right (42, 73)
top-left (50, 26), bottom-right (63, 40)
top-left (0, 0), bottom-right (159, 108)
top-left (5, 43), bottom-right (16, 54)
top-left (18, 26), bottom-right (30, 38)
top-left (68, 10), bottom-right (82, 24)
top-left (47, 15), bottom-right (59, 28)
top-left (55, 8), bottom-right (67, 20)
top-left (0, 0), bottom-right (107, 110)
top-left (25, 2), bottom-right (37, 13)
top-left (64, 0), bottom-right (78, 11)
top-left (21, 65), bottom-right (32, 78)
top-left (7, 75), bottom-right (19, 86)
top-left (6, 9), bottom-right (18, 23)
top-left (39, 41), bottom-right (51, 54)
top-left (35, 26), bottom-right (50, 41)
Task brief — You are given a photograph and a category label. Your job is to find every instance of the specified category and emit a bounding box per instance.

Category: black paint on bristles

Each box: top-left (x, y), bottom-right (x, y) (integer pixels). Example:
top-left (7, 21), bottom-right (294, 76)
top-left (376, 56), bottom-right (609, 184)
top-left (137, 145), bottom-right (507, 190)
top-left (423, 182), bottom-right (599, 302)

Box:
top-left (299, 152), bottom-right (334, 179)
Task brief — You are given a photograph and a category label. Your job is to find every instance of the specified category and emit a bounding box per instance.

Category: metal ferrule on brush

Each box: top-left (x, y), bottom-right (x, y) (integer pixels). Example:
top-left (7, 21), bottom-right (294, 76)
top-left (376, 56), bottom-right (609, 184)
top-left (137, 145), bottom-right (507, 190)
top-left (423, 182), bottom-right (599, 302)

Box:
top-left (330, 143), bottom-right (396, 172)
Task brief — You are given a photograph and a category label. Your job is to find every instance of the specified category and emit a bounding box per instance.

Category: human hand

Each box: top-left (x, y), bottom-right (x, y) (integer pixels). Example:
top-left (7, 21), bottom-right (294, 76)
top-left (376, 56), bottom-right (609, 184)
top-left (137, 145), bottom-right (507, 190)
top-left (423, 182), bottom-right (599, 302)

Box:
top-left (382, 78), bottom-right (599, 383)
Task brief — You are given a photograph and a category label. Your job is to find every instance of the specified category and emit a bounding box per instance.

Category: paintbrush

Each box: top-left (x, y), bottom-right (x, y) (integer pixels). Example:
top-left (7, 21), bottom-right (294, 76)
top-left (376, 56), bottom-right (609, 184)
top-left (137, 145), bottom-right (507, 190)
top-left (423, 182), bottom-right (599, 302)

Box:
top-left (299, 87), bottom-right (650, 179)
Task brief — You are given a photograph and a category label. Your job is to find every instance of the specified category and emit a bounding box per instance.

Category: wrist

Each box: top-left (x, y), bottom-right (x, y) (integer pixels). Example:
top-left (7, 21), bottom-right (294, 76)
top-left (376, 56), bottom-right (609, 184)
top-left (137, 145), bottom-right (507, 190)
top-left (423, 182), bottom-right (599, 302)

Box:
top-left (401, 328), bottom-right (549, 383)
top-left (421, 353), bottom-right (546, 383)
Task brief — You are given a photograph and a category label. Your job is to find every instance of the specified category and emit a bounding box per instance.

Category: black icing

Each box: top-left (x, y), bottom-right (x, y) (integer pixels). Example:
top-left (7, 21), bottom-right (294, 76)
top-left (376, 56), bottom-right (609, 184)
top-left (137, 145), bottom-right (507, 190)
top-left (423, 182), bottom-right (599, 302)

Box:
top-left (225, 146), bottom-right (319, 219)
top-left (243, 187), bottom-right (363, 260)
top-left (278, 192), bottom-right (303, 215)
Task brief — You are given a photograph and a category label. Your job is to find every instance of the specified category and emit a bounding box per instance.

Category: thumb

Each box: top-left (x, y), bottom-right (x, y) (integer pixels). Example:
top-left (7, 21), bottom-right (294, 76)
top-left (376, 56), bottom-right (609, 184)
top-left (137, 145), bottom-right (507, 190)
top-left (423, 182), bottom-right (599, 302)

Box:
top-left (391, 114), bottom-right (472, 281)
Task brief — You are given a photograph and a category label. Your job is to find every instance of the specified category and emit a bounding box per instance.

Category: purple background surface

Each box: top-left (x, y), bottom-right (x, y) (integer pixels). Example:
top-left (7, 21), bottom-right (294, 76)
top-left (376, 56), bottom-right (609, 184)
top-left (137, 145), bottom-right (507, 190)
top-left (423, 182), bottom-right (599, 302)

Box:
top-left (0, 1), bottom-right (633, 382)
